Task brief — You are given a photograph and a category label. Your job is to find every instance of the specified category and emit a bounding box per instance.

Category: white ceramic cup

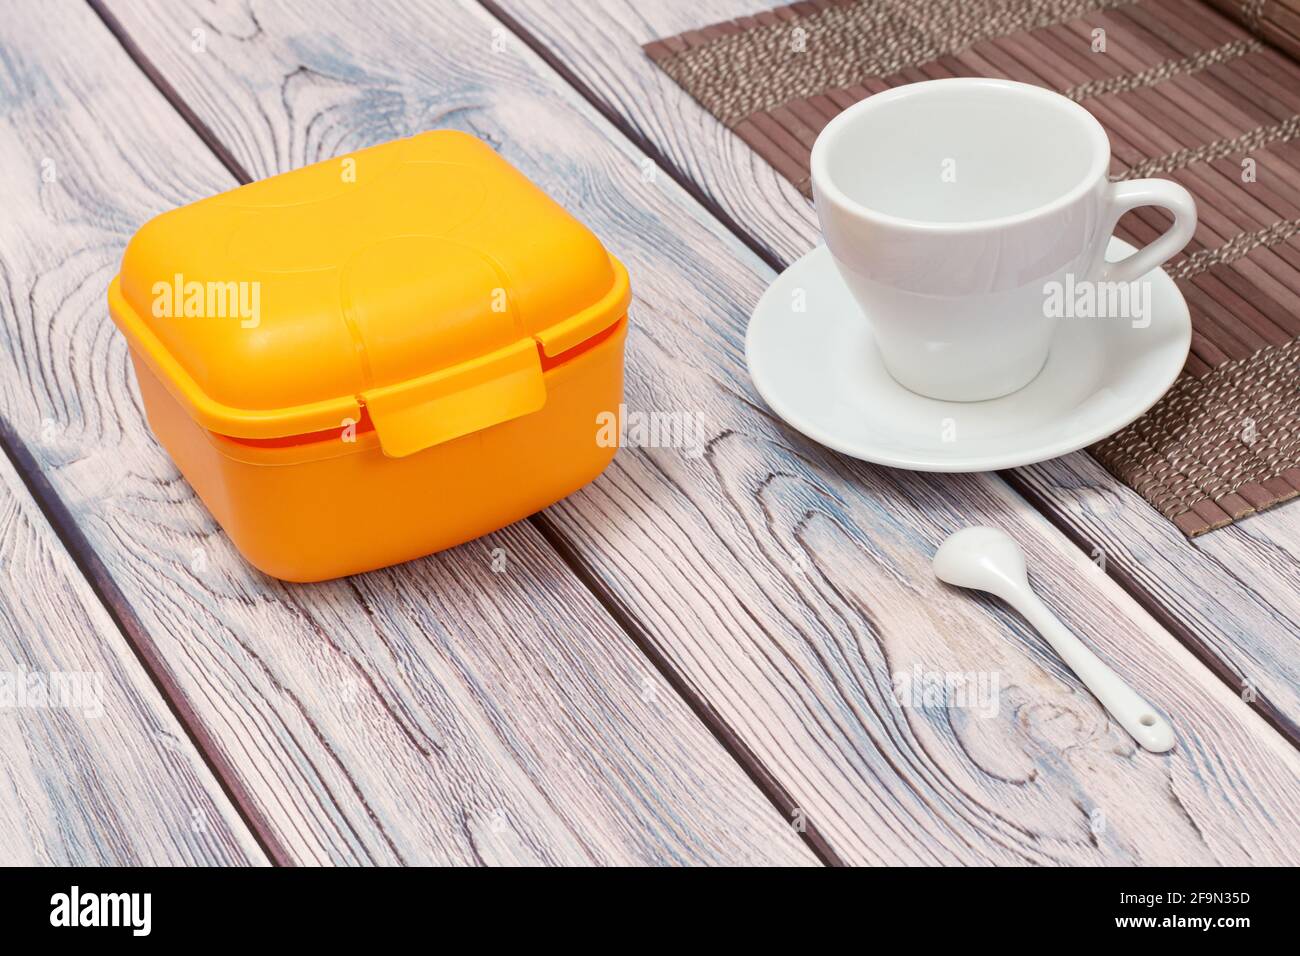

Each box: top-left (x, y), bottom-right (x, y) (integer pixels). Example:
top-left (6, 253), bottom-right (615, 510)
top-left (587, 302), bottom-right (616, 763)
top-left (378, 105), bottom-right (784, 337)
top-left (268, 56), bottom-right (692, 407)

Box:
top-left (810, 77), bottom-right (1197, 402)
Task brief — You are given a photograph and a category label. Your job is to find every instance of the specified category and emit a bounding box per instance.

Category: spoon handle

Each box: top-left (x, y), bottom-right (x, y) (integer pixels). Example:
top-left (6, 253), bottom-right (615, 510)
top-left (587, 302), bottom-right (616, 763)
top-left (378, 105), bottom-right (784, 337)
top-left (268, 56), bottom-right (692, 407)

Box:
top-left (1016, 592), bottom-right (1175, 753)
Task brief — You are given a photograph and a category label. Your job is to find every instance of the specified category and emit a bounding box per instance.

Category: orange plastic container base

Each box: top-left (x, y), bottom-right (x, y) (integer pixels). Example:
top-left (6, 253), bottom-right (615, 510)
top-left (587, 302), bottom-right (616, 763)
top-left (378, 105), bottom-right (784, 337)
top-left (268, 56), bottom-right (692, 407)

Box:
top-left (132, 320), bottom-right (626, 582)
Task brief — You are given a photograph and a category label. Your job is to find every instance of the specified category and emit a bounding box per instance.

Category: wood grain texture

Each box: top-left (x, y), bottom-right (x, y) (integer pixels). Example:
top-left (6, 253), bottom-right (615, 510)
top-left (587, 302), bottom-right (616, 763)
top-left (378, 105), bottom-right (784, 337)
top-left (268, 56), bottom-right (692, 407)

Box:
top-left (0, 0), bottom-right (815, 866)
top-left (490, 0), bottom-right (1300, 739)
top-left (103, 0), bottom-right (1300, 863)
top-left (0, 442), bottom-right (265, 865)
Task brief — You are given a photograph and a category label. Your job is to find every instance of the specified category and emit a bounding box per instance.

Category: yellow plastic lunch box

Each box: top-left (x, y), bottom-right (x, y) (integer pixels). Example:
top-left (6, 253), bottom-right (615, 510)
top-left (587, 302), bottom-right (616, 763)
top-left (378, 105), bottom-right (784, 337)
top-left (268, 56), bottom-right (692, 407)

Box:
top-left (109, 131), bottom-right (630, 582)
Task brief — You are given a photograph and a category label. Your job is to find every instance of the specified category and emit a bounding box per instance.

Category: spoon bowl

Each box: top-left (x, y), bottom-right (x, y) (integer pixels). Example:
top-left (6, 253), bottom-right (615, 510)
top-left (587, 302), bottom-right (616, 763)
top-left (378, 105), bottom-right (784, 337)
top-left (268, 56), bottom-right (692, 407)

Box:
top-left (933, 526), bottom-right (1028, 598)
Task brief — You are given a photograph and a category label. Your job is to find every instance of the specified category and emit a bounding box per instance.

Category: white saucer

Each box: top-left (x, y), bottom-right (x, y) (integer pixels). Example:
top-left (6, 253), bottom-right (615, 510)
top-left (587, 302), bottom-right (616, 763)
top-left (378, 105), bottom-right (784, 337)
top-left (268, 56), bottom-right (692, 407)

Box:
top-left (745, 240), bottom-right (1191, 472)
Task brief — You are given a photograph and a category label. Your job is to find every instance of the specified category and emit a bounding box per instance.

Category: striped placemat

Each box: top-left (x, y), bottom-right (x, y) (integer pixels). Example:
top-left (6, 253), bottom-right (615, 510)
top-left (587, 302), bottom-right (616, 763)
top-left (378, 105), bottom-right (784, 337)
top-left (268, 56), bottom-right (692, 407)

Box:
top-left (645, 0), bottom-right (1300, 536)
top-left (1207, 0), bottom-right (1300, 59)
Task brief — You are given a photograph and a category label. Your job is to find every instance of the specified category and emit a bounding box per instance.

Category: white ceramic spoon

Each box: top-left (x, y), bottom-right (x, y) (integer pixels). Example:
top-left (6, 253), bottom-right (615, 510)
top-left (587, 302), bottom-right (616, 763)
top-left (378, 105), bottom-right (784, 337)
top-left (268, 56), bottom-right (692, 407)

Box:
top-left (933, 526), bottom-right (1175, 753)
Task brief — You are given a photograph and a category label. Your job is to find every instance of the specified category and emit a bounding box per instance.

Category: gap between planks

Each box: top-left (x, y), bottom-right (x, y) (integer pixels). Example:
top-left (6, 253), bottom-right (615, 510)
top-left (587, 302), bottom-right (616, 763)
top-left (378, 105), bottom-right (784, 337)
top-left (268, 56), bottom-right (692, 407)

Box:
top-left (531, 511), bottom-right (845, 865)
top-left (0, 415), bottom-right (288, 864)
top-left (479, 0), bottom-right (1300, 752)
top-left (480, 0), bottom-right (790, 302)
top-left (74, 0), bottom-right (840, 867)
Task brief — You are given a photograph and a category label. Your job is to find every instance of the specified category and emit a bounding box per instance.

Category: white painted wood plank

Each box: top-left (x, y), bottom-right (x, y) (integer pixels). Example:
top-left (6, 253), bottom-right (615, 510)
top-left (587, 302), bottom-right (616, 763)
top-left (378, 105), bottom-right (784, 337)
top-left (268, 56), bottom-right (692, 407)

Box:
top-left (0, 0), bottom-right (816, 866)
top-left (100, 0), bottom-right (1300, 863)
top-left (0, 441), bottom-right (266, 865)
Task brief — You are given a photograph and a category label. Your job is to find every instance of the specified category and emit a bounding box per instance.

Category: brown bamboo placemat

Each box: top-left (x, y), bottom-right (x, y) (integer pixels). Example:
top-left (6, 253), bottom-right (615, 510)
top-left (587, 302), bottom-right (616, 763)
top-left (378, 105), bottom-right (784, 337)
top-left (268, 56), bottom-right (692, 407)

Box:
top-left (1207, 0), bottom-right (1300, 60)
top-left (646, 0), bottom-right (1300, 535)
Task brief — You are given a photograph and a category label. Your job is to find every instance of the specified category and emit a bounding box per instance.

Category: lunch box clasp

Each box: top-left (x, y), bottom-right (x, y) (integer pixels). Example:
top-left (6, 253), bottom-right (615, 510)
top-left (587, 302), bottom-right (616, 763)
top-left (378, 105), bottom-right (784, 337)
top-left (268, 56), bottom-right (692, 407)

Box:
top-left (361, 337), bottom-right (546, 458)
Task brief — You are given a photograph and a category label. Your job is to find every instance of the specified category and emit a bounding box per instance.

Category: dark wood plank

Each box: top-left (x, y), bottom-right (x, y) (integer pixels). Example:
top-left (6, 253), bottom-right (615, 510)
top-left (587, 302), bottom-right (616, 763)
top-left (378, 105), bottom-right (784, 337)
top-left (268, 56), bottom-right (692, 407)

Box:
top-left (490, 0), bottom-right (1300, 741)
top-left (0, 0), bottom-right (816, 866)
top-left (101, 0), bottom-right (1300, 863)
top-left (0, 439), bottom-right (266, 865)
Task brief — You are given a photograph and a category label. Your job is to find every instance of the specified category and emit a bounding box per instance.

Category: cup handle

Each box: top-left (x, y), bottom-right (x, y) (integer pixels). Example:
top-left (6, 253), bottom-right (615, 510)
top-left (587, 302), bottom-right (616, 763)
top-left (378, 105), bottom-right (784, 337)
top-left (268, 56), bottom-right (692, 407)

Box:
top-left (1095, 179), bottom-right (1197, 284)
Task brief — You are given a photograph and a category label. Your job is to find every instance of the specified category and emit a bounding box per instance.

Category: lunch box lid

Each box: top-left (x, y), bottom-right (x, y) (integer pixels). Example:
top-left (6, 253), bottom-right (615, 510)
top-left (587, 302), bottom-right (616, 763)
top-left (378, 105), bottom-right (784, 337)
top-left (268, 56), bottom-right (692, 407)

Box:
top-left (109, 131), bottom-right (630, 457)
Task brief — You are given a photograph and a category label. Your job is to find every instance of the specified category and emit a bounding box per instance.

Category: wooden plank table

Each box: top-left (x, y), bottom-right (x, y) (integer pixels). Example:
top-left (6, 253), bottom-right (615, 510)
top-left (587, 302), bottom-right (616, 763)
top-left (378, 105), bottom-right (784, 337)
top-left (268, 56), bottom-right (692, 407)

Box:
top-left (0, 0), bottom-right (1295, 865)
top-left (0, 0), bottom-right (814, 866)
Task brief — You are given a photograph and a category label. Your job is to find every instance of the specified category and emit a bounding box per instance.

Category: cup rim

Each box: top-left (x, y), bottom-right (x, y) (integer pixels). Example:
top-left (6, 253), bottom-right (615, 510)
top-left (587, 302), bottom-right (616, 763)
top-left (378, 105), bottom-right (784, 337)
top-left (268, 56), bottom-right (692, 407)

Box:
top-left (809, 77), bottom-right (1112, 234)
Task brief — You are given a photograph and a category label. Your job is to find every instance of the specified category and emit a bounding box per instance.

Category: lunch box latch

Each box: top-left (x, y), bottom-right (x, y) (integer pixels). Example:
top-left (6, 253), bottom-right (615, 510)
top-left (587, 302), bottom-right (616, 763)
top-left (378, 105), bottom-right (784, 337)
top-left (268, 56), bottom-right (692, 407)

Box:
top-left (361, 337), bottom-right (546, 458)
